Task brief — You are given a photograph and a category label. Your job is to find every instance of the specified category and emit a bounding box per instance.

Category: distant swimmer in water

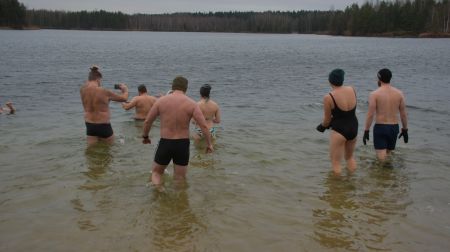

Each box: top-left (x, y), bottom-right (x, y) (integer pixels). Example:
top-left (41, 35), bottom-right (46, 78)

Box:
top-left (122, 84), bottom-right (157, 120)
top-left (363, 68), bottom-right (408, 161)
top-left (316, 69), bottom-right (358, 175)
top-left (0, 101), bottom-right (15, 115)
top-left (193, 84), bottom-right (221, 142)
top-left (142, 76), bottom-right (213, 186)
top-left (80, 65), bottom-right (129, 145)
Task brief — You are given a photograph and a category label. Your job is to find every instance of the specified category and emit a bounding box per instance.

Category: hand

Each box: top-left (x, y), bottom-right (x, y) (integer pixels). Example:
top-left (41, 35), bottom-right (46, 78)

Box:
top-left (316, 123), bottom-right (327, 133)
top-left (206, 144), bottom-right (214, 153)
top-left (142, 136), bottom-right (151, 144)
top-left (363, 130), bottom-right (370, 145)
top-left (398, 128), bottom-right (408, 143)
top-left (119, 83), bottom-right (128, 91)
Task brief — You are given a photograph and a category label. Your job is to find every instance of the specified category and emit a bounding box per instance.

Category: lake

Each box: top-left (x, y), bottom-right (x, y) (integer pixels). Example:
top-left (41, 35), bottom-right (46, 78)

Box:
top-left (0, 30), bottom-right (450, 251)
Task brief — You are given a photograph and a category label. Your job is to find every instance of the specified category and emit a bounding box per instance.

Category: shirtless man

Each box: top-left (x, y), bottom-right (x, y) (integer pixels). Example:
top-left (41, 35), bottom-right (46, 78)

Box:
top-left (122, 84), bottom-right (156, 120)
top-left (193, 84), bottom-right (221, 141)
top-left (142, 76), bottom-right (213, 186)
top-left (80, 66), bottom-right (129, 145)
top-left (0, 101), bottom-right (15, 115)
top-left (363, 68), bottom-right (408, 161)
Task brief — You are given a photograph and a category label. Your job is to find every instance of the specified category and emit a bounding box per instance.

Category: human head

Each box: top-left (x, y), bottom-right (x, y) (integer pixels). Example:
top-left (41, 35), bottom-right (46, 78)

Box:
top-left (200, 84), bottom-right (211, 98)
top-left (171, 76), bottom-right (188, 92)
top-left (328, 69), bottom-right (345, 86)
top-left (138, 84), bottom-right (147, 94)
top-left (377, 68), bottom-right (392, 84)
top-left (88, 65), bottom-right (102, 81)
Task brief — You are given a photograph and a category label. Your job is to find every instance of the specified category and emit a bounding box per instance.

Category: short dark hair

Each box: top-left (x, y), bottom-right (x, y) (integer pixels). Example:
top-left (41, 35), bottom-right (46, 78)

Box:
top-left (172, 76), bottom-right (188, 92)
top-left (328, 69), bottom-right (345, 86)
top-left (138, 84), bottom-right (147, 93)
top-left (377, 68), bottom-right (392, 83)
top-left (200, 84), bottom-right (211, 98)
top-left (88, 65), bottom-right (102, 81)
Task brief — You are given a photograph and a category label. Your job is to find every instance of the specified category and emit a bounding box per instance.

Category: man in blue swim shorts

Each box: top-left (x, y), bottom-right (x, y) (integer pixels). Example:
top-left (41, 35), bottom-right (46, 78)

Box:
top-left (363, 68), bottom-right (409, 161)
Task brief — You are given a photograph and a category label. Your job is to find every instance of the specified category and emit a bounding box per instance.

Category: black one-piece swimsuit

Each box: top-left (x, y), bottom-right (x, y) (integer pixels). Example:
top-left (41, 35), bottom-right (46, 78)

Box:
top-left (329, 93), bottom-right (358, 140)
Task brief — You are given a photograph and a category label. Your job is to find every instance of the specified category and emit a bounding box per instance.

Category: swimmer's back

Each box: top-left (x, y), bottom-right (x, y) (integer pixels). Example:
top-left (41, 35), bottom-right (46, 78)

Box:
top-left (80, 83), bottom-right (111, 123)
top-left (372, 85), bottom-right (405, 124)
top-left (155, 92), bottom-right (197, 138)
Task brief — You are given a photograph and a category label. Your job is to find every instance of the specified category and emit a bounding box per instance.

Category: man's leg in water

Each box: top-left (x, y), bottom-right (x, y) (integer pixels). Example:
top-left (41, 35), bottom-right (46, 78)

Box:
top-left (151, 162), bottom-right (168, 185)
top-left (87, 136), bottom-right (99, 146)
top-left (173, 164), bottom-right (188, 184)
top-left (102, 135), bottom-right (114, 145)
top-left (376, 149), bottom-right (388, 161)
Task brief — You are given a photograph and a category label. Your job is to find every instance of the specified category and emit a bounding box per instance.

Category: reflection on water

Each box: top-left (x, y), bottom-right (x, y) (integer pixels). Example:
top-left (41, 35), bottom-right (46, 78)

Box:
top-left (149, 186), bottom-right (206, 252)
top-left (313, 174), bottom-right (359, 250)
top-left (313, 156), bottom-right (411, 250)
top-left (83, 143), bottom-right (113, 180)
top-left (72, 143), bottom-right (114, 231)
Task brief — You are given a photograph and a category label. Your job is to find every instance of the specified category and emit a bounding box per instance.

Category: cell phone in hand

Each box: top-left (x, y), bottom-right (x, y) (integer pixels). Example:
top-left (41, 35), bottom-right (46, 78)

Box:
top-left (114, 84), bottom-right (121, 89)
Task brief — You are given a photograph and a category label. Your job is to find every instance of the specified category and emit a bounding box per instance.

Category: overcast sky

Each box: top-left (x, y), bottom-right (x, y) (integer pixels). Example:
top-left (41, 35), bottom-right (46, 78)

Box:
top-left (20, 0), bottom-right (368, 14)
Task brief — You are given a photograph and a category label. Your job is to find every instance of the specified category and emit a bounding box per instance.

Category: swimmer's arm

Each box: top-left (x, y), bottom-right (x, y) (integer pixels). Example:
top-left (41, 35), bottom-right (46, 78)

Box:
top-left (321, 95), bottom-right (332, 127)
top-left (399, 94), bottom-right (408, 129)
top-left (364, 92), bottom-right (376, 131)
top-left (122, 97), bottom-right (137, 110)
top-left (193, 105), bottom-right (213, 151)
top-left (143, 101), bottom-right (159, 137)
top-left (108, 83), bottom-right (129, 102)
top-left (213, 107), bottom-right (221, 124)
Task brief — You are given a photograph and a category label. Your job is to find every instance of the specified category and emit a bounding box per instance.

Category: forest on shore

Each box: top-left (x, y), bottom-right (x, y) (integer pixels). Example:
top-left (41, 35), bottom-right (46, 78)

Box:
top-left (1, 0), bottom-right (449, 37)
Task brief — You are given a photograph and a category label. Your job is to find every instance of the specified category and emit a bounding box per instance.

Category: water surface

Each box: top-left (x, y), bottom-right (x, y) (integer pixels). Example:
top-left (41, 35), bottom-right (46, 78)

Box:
top-left (0, 30), bottom-right (450, 251)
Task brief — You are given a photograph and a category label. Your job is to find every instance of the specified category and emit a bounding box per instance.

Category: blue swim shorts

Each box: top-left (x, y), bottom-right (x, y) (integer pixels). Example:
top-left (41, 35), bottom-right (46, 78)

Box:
top-left (373, 124), bottom-right (399, 150)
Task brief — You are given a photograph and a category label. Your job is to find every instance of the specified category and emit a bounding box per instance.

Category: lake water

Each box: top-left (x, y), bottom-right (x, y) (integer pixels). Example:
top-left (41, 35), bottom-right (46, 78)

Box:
top-left (0, 30), bottom-right (449, 251)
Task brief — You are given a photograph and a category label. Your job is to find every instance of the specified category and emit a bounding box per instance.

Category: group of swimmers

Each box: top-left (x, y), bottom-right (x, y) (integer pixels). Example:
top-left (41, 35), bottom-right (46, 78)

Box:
top-left (80, 66), bottom-right (220, 186)
top-left (80, 65), bottom-right (408, 186)
top-left (316, 68), bottom-right (408, 175)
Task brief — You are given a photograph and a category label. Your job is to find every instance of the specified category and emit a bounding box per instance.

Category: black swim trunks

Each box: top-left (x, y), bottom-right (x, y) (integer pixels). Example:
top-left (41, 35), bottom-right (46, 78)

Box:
top-left (85, 122), bottom-right (113, 138)
top-left (154, 138), bottom-right (190, 166)
top-left (329, 92), bottom-right (358, 141)
top-left (373, 124), bottom-right (399, 150)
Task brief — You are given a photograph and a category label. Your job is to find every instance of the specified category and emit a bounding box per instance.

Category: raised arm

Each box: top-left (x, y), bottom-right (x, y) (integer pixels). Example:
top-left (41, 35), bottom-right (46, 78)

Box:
top-left (108, 83), bottom-right (129, 102)
top-left (364, 92), bottom-right (376, 131)
top-left (193, 105), bottom-right (214, 153)
top-left (122, 97), bottom-right (137, 110)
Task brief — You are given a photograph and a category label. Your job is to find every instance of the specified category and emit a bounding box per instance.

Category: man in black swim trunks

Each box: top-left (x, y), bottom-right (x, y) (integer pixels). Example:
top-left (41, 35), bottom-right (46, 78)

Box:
top-left (363, 68), bottom-right (409, 161)
top-left (80, 65), bottom-right (129, 145)
top-left (142, 76), bottom-right (213, 186)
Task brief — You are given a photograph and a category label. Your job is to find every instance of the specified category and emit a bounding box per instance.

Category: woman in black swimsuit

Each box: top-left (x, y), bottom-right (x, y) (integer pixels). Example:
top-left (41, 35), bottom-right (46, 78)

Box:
top-left (316, 69), bottom-right (358, 175)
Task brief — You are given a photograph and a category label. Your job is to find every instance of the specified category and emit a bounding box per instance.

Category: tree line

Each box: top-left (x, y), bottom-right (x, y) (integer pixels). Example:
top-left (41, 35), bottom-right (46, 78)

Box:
top-left (0, 0), bottom-right (26, 27)
top-left (2, 0), bottom-right (449, 36)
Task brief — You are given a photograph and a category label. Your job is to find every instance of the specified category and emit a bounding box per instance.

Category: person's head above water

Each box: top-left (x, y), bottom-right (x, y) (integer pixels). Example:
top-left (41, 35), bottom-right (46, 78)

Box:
top-left (200, 84), bottom-right (211, 99)
top-left (377, 68), bottom-right (392, 84)
top-left (328, 69), bottom-right (345, 86)
top-left (172, 76), bottom-right (188, 93)
top-left (88, 65), bottom-right (102, 81)
top-left (138, 84), bottom-right (147, 94)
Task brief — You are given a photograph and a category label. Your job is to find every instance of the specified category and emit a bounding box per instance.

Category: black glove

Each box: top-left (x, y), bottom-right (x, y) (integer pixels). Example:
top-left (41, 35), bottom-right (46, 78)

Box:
top-left (363, 130), bottom-right (369, 145)
top-left (316, 123), bottom-right (327, 133)
top-left (398, 128), bottom-right (408, 143)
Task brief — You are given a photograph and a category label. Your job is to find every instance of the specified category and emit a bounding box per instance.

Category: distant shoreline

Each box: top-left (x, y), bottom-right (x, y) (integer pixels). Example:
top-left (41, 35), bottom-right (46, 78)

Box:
top-left (2, 26), bottom-right (450, 38)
